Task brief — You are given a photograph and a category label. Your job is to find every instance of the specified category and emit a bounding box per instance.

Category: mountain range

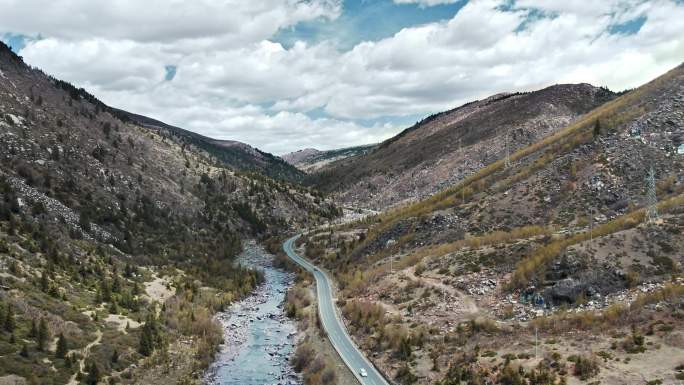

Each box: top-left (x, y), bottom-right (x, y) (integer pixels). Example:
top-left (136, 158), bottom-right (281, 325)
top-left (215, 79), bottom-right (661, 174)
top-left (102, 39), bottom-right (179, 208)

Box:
top-left (1, 36), bottom-right (683, 385)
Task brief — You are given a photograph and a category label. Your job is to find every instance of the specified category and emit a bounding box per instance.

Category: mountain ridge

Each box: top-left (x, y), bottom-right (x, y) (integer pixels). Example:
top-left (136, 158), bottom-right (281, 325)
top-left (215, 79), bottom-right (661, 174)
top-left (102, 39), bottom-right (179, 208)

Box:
top-left (309, 82), bottom-right (617, 209)
top-left (112, 108), bottom-right (304, 182)
top-left (283, 143), bottom-right (377, 173)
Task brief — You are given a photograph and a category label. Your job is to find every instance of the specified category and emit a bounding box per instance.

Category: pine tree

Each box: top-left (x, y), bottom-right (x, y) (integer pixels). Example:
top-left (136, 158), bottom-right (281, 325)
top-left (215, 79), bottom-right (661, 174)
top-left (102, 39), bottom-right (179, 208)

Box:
top-left (37, 318), bottom-right (49, 351)
top-left (112, 276), bottom-right (121, 293)
top-left (593, 119), bottom-right (602, 138)
top-left (56, 333), bottom-right (68, 359)
top-left (3, 305), bottom-right (15, 333)
top-left (138, 313), bottom-right (160, 356)
top-left (85, 362), bottom-right (101, 385)
top-left (100, 280), bottom-right (112, 302)
top-left (40, 271), bottom-right (49, 292)
top-left (19, 343), bottom-right (29, 358)
top-left (29, 319), bottom-right (37, 338)
top-left (399, 336), bottom-right (412, 360)
top-left (111, 349), bottom-right (119, 363)
top-left (109, 301), bottom-right (118, 315)
top-left (138, 324), bottom-right (154, 356)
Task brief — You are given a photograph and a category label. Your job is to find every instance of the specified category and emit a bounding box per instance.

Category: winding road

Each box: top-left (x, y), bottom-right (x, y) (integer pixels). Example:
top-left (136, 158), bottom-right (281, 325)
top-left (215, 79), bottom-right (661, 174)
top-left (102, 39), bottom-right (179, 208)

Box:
top-left (283, 235), bottom-right (389, 385)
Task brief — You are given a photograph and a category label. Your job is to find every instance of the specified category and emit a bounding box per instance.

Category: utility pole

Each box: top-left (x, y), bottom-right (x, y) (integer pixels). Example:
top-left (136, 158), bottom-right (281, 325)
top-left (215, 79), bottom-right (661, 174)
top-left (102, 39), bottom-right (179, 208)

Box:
top-left (460, 138), bottom-right (466, 203)
top-left (646, 167), bottom-right (659, 223)
top-left (504, 129), bottom-right (511, 169)
top-left (589, 206), bottom-right (593, 241)
top-left (535, 326), bottom-right (538, 359)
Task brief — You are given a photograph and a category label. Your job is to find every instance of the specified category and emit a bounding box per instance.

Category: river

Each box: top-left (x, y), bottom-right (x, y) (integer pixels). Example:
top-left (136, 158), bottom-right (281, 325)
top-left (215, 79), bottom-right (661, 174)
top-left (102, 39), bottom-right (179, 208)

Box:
top-left (205, 241), bottom-right (301, 385)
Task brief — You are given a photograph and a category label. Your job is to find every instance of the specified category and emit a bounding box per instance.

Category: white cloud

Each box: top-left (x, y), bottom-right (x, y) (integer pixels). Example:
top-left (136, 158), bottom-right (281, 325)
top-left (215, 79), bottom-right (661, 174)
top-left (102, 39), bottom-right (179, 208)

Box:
top-left (393, 0), bottom-right (462, 7)
top-left (5, 0), bottom-right (684, 153)
top-left (0, 0), bottom-right (341, 47)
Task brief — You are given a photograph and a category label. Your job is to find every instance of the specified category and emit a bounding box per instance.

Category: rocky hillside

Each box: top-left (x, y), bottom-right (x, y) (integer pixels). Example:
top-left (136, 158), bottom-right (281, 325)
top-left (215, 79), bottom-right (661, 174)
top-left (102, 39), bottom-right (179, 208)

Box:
top-left (310, 84), bottom-right (616, 209)
top-left (283, 144), bottom-right (376, 173)
top-left (0, 41), bottom-right (338, 385)
top-left (298, 64), bottom-right (684, 384)
top-left (113, 109), bottom-right (305, 182)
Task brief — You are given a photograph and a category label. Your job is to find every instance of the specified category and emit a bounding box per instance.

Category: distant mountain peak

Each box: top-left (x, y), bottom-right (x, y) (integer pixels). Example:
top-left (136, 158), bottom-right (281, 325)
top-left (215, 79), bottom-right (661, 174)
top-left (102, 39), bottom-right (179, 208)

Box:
top-left (283, 145), bottom-right (375, 173)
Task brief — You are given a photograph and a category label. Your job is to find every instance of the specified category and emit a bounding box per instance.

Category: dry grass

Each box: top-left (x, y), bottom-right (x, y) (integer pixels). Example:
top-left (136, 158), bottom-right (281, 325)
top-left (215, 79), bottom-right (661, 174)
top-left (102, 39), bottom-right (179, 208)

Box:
top-left (413, 225), bottom-right (550, 261)
top-left (509, 194), bottom-right (684, 289)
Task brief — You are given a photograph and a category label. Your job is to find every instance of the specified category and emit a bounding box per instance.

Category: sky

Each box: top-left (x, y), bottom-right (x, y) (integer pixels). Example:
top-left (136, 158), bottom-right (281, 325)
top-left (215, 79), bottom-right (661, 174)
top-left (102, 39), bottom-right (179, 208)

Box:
top-left (1, 0), bottom-right (683, 155)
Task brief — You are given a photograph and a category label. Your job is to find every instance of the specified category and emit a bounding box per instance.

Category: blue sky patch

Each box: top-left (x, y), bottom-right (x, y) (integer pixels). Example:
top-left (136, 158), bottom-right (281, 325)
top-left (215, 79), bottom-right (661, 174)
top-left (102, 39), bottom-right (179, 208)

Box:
top-left (164, 65), bottom-right (177, 81)
top-left (608, 15), bottom-right (647, 35)
top-left (1, 33), bottom-right (29, 52)
top-left (274, 0), bottom-right (467, 50)
top-left (514, 7), bottom-right (557, 32)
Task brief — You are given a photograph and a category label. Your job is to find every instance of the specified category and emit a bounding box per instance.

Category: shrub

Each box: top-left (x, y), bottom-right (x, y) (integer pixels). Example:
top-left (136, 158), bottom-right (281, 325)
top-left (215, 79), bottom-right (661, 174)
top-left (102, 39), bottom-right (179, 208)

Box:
top-left (396, 364), bottom-right (417, 384)
top-left (572, 355), bottom-right (599, 380)
top-left (622, 330), bottom-right (646, 354)
top-left (291, 342), bottom-right (315, 372)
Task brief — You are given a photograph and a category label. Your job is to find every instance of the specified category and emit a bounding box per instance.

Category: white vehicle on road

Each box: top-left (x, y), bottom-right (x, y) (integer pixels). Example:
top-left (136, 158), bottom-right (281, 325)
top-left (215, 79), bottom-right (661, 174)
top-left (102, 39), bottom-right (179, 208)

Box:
top-left (359, 368), bottom-right (368, 377)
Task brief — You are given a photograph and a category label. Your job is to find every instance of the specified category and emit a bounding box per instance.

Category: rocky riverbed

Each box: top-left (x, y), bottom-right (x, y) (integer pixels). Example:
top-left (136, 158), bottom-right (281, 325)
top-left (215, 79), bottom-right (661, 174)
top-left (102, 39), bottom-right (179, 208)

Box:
top-left (205, 241), bottom-right (301, 385)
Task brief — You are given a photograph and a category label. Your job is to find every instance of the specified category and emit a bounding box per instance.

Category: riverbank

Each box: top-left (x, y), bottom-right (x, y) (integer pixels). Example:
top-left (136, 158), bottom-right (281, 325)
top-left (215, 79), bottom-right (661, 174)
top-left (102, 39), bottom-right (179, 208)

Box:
top-left (205, 241), bottom-right (302, 385)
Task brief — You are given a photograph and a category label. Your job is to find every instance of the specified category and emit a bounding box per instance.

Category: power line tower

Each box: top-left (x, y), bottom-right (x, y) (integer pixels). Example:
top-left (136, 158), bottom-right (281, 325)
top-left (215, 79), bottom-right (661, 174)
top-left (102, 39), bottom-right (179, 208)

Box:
top-left (645, 167), bottom-right (658, 223)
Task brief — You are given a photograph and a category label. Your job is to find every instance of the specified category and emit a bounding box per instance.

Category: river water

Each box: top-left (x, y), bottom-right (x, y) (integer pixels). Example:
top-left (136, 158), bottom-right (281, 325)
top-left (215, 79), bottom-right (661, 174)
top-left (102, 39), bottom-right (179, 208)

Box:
top-left (205, 242), bottom-right (301, 385)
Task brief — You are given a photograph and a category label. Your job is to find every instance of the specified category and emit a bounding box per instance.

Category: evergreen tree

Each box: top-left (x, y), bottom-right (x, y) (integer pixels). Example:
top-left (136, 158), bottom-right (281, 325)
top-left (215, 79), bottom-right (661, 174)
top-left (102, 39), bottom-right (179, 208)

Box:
top-left (138, 323), bottom-right (154, 356)
top-left (109, 301), bottom-right (118, 314)
top-left (3, 305), bottom-right (15, 333)
top-left (29, 319), bottom-right (37, 338)
top-left (100, 280), bottom-right (112, 302)
top-left (112, 276), bottom-right (121, 293)
top-left (37, 318), bottom-right (49, 351)
top-left (40, 271), bottom-right (49, 292)
top-left (399, 336), bottom-right (412, 360)
top-left (56, 333), bottom-right (68, 359)
top-left (111, 349), bottom-right (119, 364)
top-left (138, 313), bottom-right (161, 356)
top-left (19, 343), bottom-right (29, 358)
top-left (85, 362), bottom-right (101, 385)
top-left (593, 119), bottom-right (602, 138)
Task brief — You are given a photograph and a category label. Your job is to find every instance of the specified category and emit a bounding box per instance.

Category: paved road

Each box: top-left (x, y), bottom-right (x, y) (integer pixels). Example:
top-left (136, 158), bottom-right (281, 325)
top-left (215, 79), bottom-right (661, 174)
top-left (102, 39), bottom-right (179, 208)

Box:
top-left (283, 235), bottom-right (389, 385)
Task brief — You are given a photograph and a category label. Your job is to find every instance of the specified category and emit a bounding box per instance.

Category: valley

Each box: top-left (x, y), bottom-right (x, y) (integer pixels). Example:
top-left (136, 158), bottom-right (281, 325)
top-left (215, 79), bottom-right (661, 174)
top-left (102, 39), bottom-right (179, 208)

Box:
top-left (1, 22), bottom-right (683, 385)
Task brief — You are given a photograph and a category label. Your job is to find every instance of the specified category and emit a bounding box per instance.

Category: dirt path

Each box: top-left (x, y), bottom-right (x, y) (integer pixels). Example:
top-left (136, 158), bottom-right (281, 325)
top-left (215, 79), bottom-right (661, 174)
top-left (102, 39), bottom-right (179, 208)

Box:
top-left (104, 314), bottom-right (141, 333)
top-left (66, 329), bottom-right (102, 385)
top-left (145, 275), bottom-right (174, 303)
top-left (406, 265), bottom-right (479, 314)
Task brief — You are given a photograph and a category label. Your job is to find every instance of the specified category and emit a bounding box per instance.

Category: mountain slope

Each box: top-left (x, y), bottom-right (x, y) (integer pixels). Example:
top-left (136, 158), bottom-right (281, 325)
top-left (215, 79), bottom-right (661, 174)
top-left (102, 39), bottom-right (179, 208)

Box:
top-left (310, 84), bottom-right (616, 208)
top-left (113, 109), bottom-right (305, 182)
top-left (0, 41), bottom-right (337, 385)
top-left (298, 64), bottom-right (684, 384)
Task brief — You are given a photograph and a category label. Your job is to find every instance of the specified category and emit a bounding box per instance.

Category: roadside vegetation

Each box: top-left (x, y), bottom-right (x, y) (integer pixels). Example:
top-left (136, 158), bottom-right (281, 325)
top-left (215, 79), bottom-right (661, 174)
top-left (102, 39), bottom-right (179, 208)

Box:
top-left (285, 276), bottom-right (356, 385)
